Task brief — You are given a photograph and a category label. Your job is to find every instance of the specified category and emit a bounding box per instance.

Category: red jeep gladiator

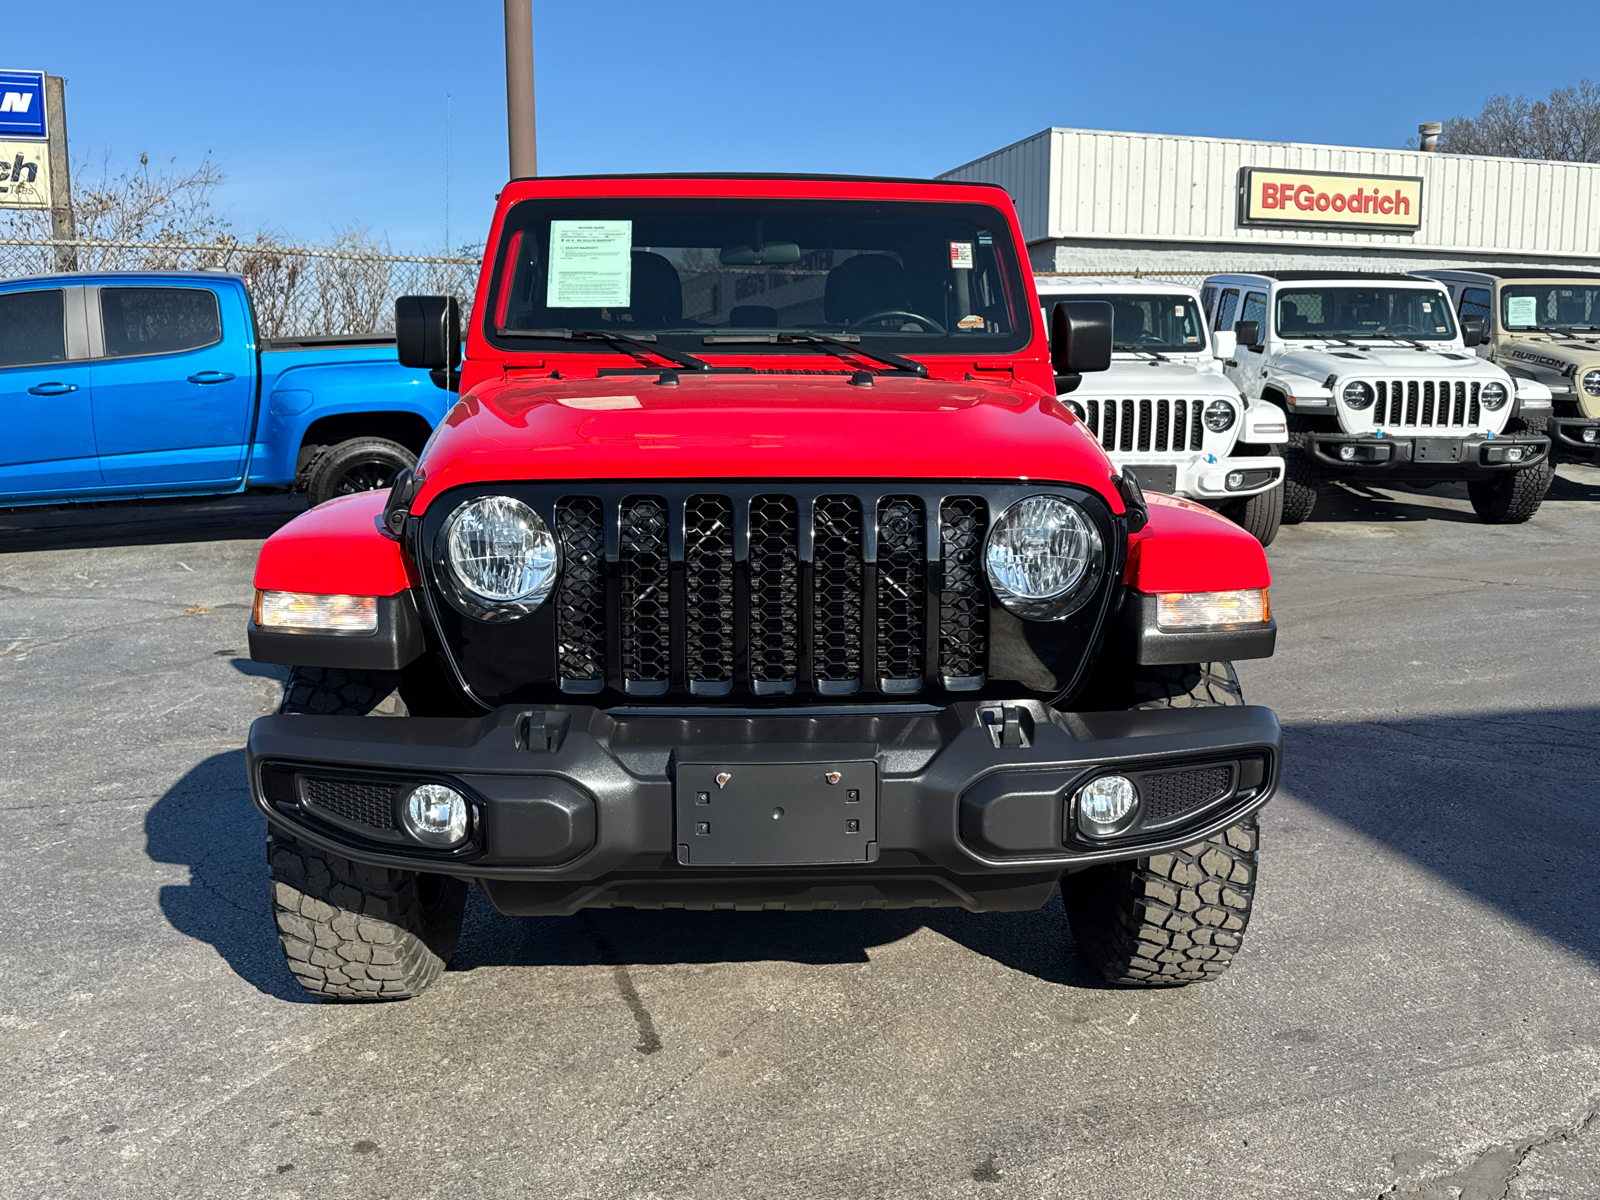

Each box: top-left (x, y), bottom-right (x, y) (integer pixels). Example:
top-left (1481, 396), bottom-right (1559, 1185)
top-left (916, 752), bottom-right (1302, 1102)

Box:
top-left (246, 174), bottom-right (1280, 1000)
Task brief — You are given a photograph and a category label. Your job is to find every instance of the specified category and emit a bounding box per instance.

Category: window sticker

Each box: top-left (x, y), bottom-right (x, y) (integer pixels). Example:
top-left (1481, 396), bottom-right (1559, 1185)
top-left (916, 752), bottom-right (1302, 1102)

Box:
top-left (1507, 295), bottom-right (1538, 326)
top-left (547, 220), bottom-right (633, 308)
top-left (957, 314), bottom-right (984, 329)
top-left (949, 241), bottom-right (973, 269)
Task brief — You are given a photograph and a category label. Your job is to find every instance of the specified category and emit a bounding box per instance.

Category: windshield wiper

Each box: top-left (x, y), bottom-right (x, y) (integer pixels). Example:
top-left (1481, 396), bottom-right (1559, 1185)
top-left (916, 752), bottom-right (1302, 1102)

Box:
top-left (498, 327), bottom-right (711, 372)
top-left (702, 331), bottom-right (928, 376)
top-left (1123, 349), bottom-right (1170, 362)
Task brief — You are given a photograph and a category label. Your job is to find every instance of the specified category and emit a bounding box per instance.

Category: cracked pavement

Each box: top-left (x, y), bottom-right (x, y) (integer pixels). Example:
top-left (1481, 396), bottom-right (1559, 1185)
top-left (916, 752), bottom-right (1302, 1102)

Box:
top-left (2, 468), bottom-right (1599, 1199)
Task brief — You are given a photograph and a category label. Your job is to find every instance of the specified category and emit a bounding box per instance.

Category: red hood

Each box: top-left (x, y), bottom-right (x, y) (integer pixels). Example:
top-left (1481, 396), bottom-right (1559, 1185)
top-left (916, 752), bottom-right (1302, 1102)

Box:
top-left (411, 373), bottom-right (1121, 515)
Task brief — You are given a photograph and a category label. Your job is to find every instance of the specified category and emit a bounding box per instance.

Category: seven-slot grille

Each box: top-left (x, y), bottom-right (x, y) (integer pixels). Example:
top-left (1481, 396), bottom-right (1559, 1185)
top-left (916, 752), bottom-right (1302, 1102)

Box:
top-left (549, 489), bottom-right (992, 698)
top-left (1084, 399), bottom-right (1207, 454)
top-left (1366, 379), bottom-right (1483, 429)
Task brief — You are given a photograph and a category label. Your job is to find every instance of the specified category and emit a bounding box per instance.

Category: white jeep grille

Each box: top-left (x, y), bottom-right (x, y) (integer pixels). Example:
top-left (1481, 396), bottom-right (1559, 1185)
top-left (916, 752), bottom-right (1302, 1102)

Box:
top-left (1369, 380), bottom-right (1483, 430)
top-left (1084, 399), bottom-right (1207, 455)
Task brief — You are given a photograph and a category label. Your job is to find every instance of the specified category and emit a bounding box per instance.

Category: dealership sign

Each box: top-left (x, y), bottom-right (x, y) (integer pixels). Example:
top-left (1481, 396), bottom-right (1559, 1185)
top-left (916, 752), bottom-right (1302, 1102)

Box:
top-left (1240, 168), bottom-right (1422, 232)
top-left (0, 69), bottom-right (46, 140)
top-left (0, 140), bottom-right (49, 208)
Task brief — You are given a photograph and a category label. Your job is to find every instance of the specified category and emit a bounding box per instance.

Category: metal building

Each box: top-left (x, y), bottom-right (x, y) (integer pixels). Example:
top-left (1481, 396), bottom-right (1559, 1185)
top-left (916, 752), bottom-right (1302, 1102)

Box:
top-left (940, 127), bottom-right (1600, 277)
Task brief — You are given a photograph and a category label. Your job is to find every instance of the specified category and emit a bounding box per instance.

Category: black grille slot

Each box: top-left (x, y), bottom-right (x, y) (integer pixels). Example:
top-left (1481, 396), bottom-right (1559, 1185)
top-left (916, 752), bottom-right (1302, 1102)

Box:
top-left (1142, 765), bottom-right (1232, 825)
top-left (620, 496), bottom-right (670, 690)
top-left (938, 497), bottom-right (988, 687)
top-left (684, 494), bottom-right (734, 691)
top-left (749, 494), bottom-right (799, 690)
top-left (300, 776), bottom-right (399, 831)
top-left (811, 495), bottom-right (863, 689)
top-left (554, 497), bottom-right (605, 686)
top-left (876, 496), bottom-right (925, 688)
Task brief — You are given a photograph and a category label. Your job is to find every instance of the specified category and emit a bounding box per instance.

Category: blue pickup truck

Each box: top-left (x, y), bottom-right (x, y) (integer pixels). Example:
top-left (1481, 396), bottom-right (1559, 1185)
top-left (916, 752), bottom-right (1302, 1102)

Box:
top-left (0, 270), bottom-right (453, 509)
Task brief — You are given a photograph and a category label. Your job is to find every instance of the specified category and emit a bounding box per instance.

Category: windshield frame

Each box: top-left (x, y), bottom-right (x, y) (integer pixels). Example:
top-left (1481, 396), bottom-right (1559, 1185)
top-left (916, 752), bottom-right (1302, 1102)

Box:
top-left (478, 196), bottom-right (1035, 360)
top-left (1499, 281), bottom-right (1600, 334)
top-left (1273, 285), bottom-right (1460, 343)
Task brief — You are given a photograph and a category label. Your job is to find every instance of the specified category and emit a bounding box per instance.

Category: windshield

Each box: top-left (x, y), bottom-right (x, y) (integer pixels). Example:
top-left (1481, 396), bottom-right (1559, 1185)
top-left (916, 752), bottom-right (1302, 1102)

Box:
top-left (1096, 293), bottom-right (1207, 353)
top-left (1275, 287), bottom-right (1458, 342)
top-left (483, 197), bottom-right (1031, 358)
top-left (1501, 283), bottom-right (1600, 332)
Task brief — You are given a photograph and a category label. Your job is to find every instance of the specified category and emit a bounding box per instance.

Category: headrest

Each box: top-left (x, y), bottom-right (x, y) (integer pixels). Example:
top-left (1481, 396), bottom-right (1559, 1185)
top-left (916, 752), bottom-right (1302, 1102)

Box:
top-left (625, 251), bottom-right (682, 325)
top-left (824, 254), bottom-right (907, 324)
top-left (728, 305), bottom-right (778, 327)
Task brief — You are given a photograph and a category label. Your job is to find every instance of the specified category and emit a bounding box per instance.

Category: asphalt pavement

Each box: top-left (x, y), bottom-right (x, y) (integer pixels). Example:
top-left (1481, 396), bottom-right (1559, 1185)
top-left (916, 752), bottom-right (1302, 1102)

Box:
top-left (2, 469), bottom-right (1599, 1200)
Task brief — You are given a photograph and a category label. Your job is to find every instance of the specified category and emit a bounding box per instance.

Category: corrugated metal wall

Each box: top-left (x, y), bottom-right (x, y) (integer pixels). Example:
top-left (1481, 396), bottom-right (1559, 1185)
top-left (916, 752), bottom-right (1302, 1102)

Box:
top-left (941, 128), bottom-right (1600, 260)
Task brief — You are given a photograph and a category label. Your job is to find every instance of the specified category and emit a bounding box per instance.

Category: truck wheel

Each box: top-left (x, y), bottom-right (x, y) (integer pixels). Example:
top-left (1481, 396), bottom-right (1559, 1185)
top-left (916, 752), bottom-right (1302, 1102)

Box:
top-left (270, 665), bottom-right (464, 1000)
top-left (1222, 483), bottom-right (1282, 546)
top-left (1280, 431), bottom-right (1321, 524)
top-left (269, 832), bottom-right (467, 1001)
top-left (1061, 661), bottom-right (1261, 986)
top-left (1466, 419), bottom-right (1554, 525)
top-left (305, 437), bottom-right (416, 508)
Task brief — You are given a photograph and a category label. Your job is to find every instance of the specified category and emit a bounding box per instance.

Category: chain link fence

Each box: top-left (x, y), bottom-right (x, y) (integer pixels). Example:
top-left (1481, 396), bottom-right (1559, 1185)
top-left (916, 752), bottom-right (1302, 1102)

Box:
top-left (0, 237), bottom-right (478, 340)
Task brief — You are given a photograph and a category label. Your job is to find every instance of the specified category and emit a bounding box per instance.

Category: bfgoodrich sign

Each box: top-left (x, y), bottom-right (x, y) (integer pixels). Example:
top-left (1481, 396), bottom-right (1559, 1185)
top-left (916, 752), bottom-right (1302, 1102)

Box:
top-left (1240, 167), bottom-right (1423, 232)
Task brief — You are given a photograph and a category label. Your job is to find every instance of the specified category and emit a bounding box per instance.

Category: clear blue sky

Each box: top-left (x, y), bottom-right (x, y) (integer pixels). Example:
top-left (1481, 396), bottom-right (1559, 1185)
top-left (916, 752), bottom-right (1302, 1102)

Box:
top-left (9, 1), bottom-right (1600, 251)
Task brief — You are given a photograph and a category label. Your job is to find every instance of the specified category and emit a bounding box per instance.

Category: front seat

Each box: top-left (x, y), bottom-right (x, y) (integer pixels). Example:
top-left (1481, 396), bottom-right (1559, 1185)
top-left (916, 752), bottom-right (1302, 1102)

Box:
top-left (1112, 300), bottom-right (1147, 344)
top-left (622, 251), bottom-right (683, 327)
top-left (823, 254), bottom-right (908, 326)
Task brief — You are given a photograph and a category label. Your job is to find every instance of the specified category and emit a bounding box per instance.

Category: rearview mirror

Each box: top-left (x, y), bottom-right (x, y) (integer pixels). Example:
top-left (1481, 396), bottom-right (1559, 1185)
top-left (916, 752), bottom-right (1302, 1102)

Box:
top-left (1234, 320), bottom-right (1261, 351)
top-left (396, 295), bottom-right (461, 371)
top-left (1211, 329), bottom-right (1237, 360)
top-left (1461, 315), bottom-right (1486, 348)
top-left (719, 241), bottom-right (801, 266)
top-left (1050, 300), bottom-right (1113, 381)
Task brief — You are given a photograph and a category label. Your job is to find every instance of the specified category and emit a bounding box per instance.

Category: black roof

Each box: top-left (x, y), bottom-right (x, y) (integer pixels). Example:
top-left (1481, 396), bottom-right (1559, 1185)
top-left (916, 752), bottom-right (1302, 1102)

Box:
top-left (1446, 266), bottom-right (1600, 281)
top-left (1253, 270), bottom-right (1423, 282)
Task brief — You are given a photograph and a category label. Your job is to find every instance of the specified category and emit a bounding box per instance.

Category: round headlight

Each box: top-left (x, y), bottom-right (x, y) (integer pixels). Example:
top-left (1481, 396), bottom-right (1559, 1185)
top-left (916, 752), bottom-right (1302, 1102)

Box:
top-left (1583, 369), bottom-right (1600, 398)
top-left (1202, 399), bottom-right (1236, 433)
top-left (402, 783), bottom-right (469, 847)
top-left (1481, 381), bottom-right (1509, 411)
top-left (1341, 380), bottom-right (1375, 409)
top-left (1061, 397), bottom-right (1086, 422)
top-left (440, 495), bottom-right (559, 620)
top-left (985, 495), bottom-right (1104, 621)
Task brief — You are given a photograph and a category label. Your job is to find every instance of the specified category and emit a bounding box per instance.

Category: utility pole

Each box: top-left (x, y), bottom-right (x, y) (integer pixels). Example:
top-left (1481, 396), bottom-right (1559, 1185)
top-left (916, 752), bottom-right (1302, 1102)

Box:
top-left (504, 0), bottom-right (537, 179)
top-left (44, 75), bottom-right (76, 271)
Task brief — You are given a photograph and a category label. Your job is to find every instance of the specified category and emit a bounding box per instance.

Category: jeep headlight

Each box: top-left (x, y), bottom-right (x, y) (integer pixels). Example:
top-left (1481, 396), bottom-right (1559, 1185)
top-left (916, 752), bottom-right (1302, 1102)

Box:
top-left (1202, 399), bottom-right (1236, 433)
top-left (1341, 380), bottom-right (1375, 410)
top-left (1583, 369), bottom-right (1600, 398)
top-left (439, 495), bottom-right (558, 620)
top-left (985, 495), bottom-right (1104, 621)
top-left (1481, 381), bottom-right (1509, 411)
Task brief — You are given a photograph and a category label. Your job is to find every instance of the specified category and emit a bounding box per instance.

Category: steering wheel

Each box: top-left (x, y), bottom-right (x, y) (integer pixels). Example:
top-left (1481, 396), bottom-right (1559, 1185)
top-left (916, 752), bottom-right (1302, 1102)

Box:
top-left (845, 310), bottom-right (948, 335)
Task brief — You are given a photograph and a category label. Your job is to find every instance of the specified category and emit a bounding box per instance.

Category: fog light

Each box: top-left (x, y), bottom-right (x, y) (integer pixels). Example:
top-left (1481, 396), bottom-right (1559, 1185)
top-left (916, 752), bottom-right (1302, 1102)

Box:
top-left (1077, 775), bottom-right (1138, 836)
top-left (254, 590), bottom-right (378, 634)
top-left (1226, 470), bottom-right (1245, 489)
top-left (1584, 428), bottom-right (1598, 444)
top-left (1506, 446), bottom-right (1526, 463)
top-left (402, 783), bottom-right (469, 847)
top-left (1339, 444), bottom-right (1357, 461)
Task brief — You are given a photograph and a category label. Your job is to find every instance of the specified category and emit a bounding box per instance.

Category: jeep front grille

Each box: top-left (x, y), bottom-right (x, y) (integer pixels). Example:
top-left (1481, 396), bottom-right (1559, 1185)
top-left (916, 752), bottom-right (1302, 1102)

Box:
top-left (1368, 380), bottom-right (1482, 430)
top-left (1084, 399), bottom-right (1206, 454)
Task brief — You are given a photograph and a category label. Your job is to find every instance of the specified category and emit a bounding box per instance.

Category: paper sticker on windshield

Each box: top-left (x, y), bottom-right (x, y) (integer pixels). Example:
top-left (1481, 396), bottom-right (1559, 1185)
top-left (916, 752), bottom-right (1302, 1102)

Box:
top-left (547, 220), bottom-right (633, 308)
top-left (1507, 295), bottom-right (1539, 326)
top-left (949, 241), bottom-right (973, 269)
top-left (957, 314), bottom-right (984, 329)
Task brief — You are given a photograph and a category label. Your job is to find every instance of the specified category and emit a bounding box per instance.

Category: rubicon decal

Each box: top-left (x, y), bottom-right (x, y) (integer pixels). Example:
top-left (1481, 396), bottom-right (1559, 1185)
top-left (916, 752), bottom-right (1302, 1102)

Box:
top-left (1240, 168), bottom-right (1422, 231)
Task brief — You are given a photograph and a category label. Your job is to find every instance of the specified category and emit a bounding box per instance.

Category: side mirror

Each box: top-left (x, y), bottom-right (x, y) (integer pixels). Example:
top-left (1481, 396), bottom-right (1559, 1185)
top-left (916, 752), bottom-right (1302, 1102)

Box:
top-left (1461, 316), bottom-right (1486, 348)
top-left (1211, 329), bottom-right (1237, 360)
top-left (1234, 320), bottom-right (1261, 351)
top-left (1050, 300), bottom-right (1114, 380)
top-left (396, 295), bottom-right (461, 371)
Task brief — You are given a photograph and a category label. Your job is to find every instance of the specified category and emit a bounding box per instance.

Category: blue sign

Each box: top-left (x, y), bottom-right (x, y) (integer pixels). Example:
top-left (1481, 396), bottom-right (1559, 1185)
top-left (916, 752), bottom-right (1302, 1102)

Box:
top-left (0, 70), bottom-right (47, 140)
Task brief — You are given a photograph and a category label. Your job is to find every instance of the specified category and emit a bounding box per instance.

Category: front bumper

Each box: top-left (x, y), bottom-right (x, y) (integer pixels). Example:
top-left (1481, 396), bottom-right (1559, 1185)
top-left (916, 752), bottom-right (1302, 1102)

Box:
top-left (1118, 454), bottom-right (1284, 500)
top-left (1550, 416), bottom-right (1600, 454)
top-left (248, 701), bottom-right (1281, 915)
top-left (1308, 431), bottom-right (1550, 474)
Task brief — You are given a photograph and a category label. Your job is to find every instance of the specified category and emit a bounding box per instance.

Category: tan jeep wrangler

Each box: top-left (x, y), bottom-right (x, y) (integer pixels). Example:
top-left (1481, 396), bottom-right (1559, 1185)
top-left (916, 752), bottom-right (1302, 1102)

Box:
top-left (1419, 268), bottom-right (1600, 458)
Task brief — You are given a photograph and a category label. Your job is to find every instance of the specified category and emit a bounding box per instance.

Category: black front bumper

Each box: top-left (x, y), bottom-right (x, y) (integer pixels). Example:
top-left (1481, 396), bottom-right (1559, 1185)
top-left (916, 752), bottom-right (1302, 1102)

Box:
top-left (1309, 431), bottom-right (1550, 476)
top-left (248, 701), bottom-right (1280, 915)
top-left (1551, 416), bottom-right (1600, 454)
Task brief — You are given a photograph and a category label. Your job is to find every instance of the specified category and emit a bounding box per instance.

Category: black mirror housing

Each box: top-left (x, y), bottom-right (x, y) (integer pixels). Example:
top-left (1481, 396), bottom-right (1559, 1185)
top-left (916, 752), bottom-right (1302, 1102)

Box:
top-left (1234, 320), bottom-right (1261, 350)
top-left (1050, 300), bottom-right (1114, 376)
top-left (1461, 316), bottom-right (1486, 348)
top-left (396, 295), bottom-right (462, 371)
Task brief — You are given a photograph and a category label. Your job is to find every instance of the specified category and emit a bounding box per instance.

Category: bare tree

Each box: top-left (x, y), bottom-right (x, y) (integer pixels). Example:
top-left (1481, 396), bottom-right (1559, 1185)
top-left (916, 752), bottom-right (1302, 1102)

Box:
top-left (1427, 79), bottom-right (1600, 162)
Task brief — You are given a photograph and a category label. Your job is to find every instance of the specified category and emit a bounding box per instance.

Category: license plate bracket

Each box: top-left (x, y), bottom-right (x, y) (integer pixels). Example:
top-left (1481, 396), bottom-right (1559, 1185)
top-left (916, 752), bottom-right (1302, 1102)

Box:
top-left (1413, 437), bottom-right (1465, 463)
top-left (1128, 464), bottom-right (1178, 494)
top-left (675, 760), bottom-right (878, 866)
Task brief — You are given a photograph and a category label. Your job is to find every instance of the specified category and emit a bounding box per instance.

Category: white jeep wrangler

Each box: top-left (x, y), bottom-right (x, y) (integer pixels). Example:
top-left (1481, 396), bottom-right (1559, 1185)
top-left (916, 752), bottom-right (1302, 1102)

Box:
top-left (1202, 272), bottom-right (1555, 525)
top-left (1036, 277), bottom-right (1288, 545)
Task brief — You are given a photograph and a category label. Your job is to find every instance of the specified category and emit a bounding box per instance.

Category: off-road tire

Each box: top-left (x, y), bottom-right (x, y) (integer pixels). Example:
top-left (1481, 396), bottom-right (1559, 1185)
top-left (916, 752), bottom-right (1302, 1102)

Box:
top-left (1061, 660), bottom-right (1261, 986)
top-left (1466, 418), bottom-right (1554, 524)
top-left (278, 666), bottom-right (401, 715)
top-left (305, 437), bottom-right (416, 508)
top-left (1222, 482), bottom-right (1283, 546)
top-left (269, 832), bottom-right (467, 1000)
top-left (1280, 428), bottom-right (1322, 524)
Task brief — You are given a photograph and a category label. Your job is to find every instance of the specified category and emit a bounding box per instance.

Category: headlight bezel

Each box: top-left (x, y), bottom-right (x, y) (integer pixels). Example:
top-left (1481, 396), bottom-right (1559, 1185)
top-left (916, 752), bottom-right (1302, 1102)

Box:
top-left (1202, 399), bottom-right (1236, 433)
top-left (1582, 369), bottom-right (1600, 399)
top-left (984, 494), bottom-right (1106, 622)
top-left (1480, 380), bottom-right (1510, 411)
top-left (435, 494), bottom-right (560, 622)
top-left (1341, 380), bottom-right (1375, 410)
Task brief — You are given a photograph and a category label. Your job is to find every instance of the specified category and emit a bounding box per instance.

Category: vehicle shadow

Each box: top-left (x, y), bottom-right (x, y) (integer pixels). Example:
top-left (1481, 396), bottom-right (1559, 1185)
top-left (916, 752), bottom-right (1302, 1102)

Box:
top-left (0, 492), bottom-right (304, 554)
top-left (1310, 480), bottom-right (1481, 524)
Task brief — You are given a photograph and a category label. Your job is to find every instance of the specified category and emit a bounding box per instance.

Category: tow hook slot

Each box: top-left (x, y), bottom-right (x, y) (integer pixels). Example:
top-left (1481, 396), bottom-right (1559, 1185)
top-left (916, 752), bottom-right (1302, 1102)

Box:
top-left (979, 703), bottom-right (1034, 749)
top-left (519, 710), bottom-right (568, 753)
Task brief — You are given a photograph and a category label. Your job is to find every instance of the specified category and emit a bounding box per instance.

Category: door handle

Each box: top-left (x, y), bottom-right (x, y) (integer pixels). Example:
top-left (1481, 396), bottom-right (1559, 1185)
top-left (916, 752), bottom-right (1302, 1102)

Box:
top-left (187, 371), bottom-right (236, 384)
top-left (28, 382), bottom-right (79, 396)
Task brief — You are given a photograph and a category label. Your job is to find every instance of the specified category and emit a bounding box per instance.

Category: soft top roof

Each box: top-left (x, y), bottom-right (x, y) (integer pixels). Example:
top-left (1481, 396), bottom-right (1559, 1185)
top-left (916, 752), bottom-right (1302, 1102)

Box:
top-left (1453, 266), bottom-right (1600, 281)
top-left (1256, 270), bottom-right (1423, 282)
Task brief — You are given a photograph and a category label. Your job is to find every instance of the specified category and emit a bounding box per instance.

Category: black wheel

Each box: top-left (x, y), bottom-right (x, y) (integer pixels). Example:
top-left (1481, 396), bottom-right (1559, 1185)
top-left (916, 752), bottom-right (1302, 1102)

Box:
top-left (269, 666), bottom-right (466, 1000)
top-left (1466, 418), bottom-right (1553, 524)
top-left (1061, 662), bottom-right (1262, 986)
top-left (305, 437), bottom-right (416, 508)
top-left (1221, 482), bottom-right (1283, 546)
top-left (1280, 425), bottom-right (1322, 524)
